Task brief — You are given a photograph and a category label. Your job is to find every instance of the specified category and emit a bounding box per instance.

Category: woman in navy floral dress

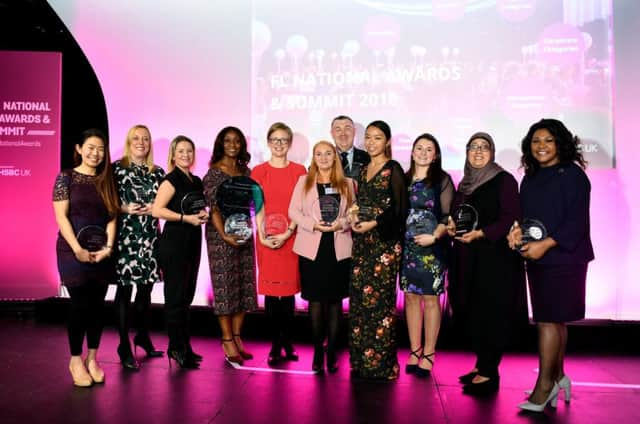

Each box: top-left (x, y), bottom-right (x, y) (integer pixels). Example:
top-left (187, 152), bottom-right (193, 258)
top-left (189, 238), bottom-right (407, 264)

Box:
top-left (349, 121), bottom-right (408, 380)
top-left (400, 134), bottom-right (454, 377)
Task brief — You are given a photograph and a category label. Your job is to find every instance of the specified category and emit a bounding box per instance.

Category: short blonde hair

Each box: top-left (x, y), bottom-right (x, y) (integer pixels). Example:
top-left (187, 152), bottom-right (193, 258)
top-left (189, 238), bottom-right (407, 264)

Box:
top-left (167, 135), bottom-right (195, 172)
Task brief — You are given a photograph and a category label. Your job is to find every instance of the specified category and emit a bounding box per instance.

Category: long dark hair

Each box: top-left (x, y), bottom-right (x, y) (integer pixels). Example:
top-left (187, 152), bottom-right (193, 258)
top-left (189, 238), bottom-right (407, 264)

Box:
top-left (209, 126), bottom-right (251, 171)
top-left (74, 128), bottom-right (119, 217)
top-left (366, 120), bottom-right (392, 158)
top-left (521, 118), bottom-right (587, 175)
top-left (405, 133), bottom-right (446, 187)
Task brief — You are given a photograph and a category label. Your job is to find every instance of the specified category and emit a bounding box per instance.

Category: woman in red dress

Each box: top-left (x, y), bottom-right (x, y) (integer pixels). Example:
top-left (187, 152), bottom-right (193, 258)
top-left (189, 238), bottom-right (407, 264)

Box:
top-left (252, 122), bottom-right (306, 365)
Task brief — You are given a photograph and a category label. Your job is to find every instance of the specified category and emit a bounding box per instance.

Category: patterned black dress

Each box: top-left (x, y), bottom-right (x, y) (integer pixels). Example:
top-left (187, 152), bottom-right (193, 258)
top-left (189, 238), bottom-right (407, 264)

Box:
top-left (203, 167), bottom-right (257, 315)
top-left (113, 161), bottom-right (165, 286)
top-left (349, 160), bottom-right (408, 379)
top-left (400, 175), bottom-right (454, 296)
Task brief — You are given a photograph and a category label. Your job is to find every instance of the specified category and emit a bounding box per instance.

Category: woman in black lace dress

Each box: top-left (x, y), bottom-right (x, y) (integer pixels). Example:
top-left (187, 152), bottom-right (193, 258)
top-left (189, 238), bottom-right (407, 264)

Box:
top-left (52, 129), bottom-right (119, 386)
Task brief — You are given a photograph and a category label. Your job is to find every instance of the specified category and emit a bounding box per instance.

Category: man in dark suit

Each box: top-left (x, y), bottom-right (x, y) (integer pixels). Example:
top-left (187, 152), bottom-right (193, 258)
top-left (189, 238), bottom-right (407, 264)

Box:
top-left (331, 115), bottom-right (370, 179)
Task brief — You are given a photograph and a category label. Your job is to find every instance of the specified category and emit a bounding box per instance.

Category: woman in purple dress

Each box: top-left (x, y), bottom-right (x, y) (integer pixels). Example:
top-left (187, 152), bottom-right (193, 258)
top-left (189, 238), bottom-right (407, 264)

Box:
top-left (52, 129), bottom-right (119, 386)
top-left (510, 119), bottom-right (594, 412)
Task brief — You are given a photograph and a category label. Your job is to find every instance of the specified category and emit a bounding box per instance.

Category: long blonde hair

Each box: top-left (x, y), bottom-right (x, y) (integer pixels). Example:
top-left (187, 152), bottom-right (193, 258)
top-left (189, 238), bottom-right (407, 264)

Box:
top-left (120, 124), bottom-right (156, 171)
top-left (304, 141), bottom-right (353, 204)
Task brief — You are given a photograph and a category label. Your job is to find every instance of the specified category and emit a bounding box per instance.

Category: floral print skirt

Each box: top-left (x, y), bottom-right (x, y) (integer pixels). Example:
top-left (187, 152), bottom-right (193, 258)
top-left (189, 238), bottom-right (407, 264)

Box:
top-left (349, 231), bottom-right (401, 380)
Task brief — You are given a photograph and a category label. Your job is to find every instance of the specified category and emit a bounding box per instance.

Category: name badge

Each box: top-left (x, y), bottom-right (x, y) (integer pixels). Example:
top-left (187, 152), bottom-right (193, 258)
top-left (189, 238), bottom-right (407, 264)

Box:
top-left (325, 187), bottom-right (337, 194)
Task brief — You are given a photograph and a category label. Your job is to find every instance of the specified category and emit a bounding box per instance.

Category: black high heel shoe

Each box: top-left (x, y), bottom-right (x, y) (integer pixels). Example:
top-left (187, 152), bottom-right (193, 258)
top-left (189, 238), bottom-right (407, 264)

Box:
top-left (267, 342), bottom-right (283, 366)
top-left (134, 333), bottom-right (164, 358)
top-left (167, 349), bottom-right (200, 369)
top-left (326, 349), bottom-right (338, 374)
top-left (117, 343), bottom-right (140, 371)
top-left (415, 352), bottom-right (434, 378)
top-left (405, 347), bottom-right (422, 375)
top-left (187, 345), bottom-right (203, 362)
top-left (282, 341), bottom-right (299, 362)
top-left (459, 369), bottom-right (478, 384)
top-left (463, 376), bottom-right (500, 396)
top-left (312, 346), bottom-right (324, 374)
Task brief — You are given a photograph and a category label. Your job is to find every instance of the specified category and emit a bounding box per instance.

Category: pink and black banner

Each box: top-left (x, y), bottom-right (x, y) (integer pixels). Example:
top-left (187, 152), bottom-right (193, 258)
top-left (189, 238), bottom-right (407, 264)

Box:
top-left (0, 50), bottom-right (62, 299)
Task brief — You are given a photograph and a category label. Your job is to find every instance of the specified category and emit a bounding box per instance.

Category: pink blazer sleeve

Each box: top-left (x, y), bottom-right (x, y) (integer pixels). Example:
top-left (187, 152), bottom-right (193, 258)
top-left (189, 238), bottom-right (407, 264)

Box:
top-left (288, 175), bottom-right (317, 233)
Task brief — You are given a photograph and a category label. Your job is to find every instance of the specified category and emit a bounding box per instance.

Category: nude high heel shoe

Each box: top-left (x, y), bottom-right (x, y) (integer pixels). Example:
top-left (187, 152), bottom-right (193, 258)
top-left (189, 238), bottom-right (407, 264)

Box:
top-left (69, 359), bottom-right (93, 387)
top-left (85, 358), bottom-right (105, 384)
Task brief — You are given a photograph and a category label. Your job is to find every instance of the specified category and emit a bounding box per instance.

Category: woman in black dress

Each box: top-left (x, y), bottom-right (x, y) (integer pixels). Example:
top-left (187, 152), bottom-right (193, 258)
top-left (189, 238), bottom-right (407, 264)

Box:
top-left (52, 129), bottom-right (119, 386)
top-left (288, 141), bottom-right (355, 373)
top-left (152, 135), bottom-right (208, 369)
top-left (509, 119), bottom-right (594, 412)
top-left (446, 132), bottom-right (526, 395)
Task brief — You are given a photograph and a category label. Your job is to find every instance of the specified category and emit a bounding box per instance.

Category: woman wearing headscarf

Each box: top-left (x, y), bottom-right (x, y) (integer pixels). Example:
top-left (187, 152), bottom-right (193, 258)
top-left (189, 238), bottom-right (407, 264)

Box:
top-left (446, 132), bottom-right (526, 395)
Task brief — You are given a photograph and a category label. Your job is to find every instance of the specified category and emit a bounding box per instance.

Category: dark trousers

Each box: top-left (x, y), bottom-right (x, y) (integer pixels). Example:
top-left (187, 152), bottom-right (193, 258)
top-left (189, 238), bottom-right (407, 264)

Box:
top-left (114, 284), bottom-right (154, 345)
top-left (67, 283), bottom-right (108, 356)
top-left (264, 295), bottom-right (295, 348)
top-left (163, 253), bottom-right (199, 352)
top-left (468, 291), bottom-right (510, 379)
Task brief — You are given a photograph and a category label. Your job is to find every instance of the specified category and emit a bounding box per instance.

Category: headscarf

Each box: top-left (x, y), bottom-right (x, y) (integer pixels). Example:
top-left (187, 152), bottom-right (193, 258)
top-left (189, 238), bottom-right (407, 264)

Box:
top-left (458, 132), bottom-right (504, 195)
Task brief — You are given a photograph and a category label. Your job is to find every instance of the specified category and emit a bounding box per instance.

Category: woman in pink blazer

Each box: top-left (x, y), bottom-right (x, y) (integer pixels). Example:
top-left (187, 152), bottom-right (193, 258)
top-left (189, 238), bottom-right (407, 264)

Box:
top-left (289, 141), bottom-right (355, 373)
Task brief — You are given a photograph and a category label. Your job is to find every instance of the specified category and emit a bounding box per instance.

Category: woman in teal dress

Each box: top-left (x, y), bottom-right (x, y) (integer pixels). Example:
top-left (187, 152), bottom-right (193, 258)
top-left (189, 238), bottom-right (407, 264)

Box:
top-left (349, 120), bottom-right (408, 380)
top-left (400, 134), bottom-right (454, 377)
top-left (113, 125), bottom-right (165, 369)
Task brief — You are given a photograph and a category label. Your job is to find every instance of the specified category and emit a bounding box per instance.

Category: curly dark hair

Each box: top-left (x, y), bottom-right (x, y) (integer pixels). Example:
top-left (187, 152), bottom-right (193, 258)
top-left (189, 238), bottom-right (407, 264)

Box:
top-left (405, 133), bottom-right (446, 187)
top-left (209, 126), bottom-right (251, 170)
top-left (520, 118), bottom-right (587, 175)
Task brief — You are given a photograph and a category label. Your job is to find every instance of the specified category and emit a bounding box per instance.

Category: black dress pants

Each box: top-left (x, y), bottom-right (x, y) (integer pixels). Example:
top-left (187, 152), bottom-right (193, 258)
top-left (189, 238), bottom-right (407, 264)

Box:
top-left (162, 247), bottom-right (200, 353)
top-left (67, 282), bottom-right (109, 356)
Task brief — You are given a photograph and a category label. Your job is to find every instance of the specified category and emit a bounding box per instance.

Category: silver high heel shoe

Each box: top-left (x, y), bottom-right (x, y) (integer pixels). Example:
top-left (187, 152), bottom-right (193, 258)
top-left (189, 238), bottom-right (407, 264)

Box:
top-left (525, 375), bottom-right (571, 403)
top-left (518, 383), bottom-right (559, 412)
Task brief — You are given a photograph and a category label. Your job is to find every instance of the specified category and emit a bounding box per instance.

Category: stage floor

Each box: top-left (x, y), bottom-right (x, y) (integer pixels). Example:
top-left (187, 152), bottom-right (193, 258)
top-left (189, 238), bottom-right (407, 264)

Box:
top-left (1, 317), bottom-right (639, 424)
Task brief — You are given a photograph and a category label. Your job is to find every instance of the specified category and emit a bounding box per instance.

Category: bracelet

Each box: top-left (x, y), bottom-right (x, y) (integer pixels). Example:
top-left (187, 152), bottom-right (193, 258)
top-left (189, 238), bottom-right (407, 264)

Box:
top-left (106, 245), bottom-right (113, 249)
top-left (180, 213), bottom-right (184, 223)
top-left (286, 227), bottom-right (294, 233)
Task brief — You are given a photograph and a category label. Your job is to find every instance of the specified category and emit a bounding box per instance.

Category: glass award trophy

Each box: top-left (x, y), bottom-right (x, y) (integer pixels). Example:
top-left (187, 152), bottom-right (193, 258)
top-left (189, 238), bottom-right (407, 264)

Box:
top-left (263, 212), bottom-right (289, 237)
top-left (124, 181), bottom-right (154, 207)
top-left (76, 225), bottom-right (107, 252)
top-left (518, 218), bottom-right (548, 249)
top-left (180, 191), bottom-right (207, 215)
top-left (312, 195), bottom-right (340, 226)
top-left (453, 203), bottom-right (479, 235)
top-left (216, 176), bottom-right (264, 244)
top-left (406, 210), bottom-right (437, 239)
top-left (348, 200), bottom-right (376, 224)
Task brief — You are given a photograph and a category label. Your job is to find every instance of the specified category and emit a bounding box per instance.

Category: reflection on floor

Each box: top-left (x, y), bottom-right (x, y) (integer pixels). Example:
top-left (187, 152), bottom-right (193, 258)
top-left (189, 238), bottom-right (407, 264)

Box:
top-left (1, 317), bottom-right (639, 424)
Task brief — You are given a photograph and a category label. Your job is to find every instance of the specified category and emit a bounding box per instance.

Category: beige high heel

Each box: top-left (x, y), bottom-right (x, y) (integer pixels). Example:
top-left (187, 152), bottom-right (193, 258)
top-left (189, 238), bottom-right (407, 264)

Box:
top-left (69, 360), bottom-right (93, 387)
top-left (85, 359), bottom-right (105, 384)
